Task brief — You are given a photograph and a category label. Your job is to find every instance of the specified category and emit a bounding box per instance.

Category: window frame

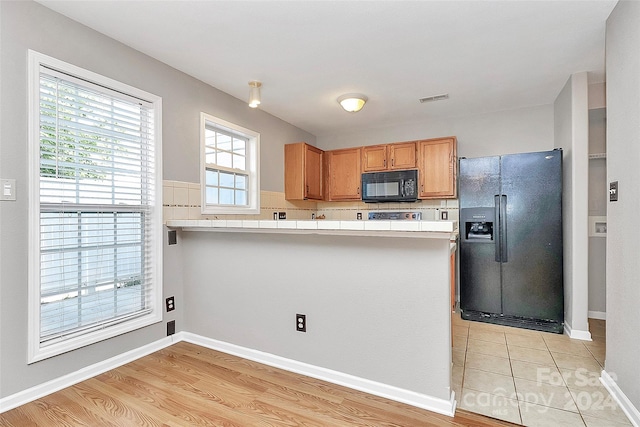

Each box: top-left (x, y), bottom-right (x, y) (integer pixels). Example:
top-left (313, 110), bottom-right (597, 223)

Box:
top-left (200, 113), bottom-right (260, 214)
top-left (27, 50), bottom-right (163, 363)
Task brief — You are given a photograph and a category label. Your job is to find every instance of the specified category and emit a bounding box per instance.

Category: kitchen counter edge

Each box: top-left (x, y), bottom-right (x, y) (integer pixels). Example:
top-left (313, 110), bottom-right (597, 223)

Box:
top-left (166, 220), bottom-right (458, 241)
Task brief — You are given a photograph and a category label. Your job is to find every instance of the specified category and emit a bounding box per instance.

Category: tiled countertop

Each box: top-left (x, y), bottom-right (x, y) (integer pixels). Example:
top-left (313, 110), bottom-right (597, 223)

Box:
top-left (166, 219), bottom-right (458, 240)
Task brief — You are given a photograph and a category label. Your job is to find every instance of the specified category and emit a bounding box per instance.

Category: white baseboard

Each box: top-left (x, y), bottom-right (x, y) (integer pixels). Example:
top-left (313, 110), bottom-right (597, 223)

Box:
top-left (0, 335), bottom-right (179, 414)
top-left (564, 321), bottom-right (592, 341)
top-left (1, 332), bottom-right (456, 418)
top-left (588, 310), bottom-right (607, 320)
top-left (180, 332), bottom-right (456, 416)
top-left (601, 370), bottom-right (640, 426)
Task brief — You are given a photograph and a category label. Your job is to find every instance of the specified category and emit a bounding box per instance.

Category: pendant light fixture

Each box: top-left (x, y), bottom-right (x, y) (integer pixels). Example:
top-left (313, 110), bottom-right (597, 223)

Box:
top-left (337, 93), bottom-right (368, 113)
top-left (248, 81), bottom-right (262, 108)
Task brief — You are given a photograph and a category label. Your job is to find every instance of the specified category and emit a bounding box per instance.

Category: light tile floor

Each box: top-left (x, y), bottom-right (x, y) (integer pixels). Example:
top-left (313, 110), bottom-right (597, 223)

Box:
top-left (452, 312), bottom-right (632, 426)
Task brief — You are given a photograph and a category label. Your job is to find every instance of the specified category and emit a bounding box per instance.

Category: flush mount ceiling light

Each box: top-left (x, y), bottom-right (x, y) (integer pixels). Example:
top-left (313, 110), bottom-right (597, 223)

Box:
top-left (248, 81), bottom-right (262, 108)
top-left (337, 93), bottom-right (368, 113)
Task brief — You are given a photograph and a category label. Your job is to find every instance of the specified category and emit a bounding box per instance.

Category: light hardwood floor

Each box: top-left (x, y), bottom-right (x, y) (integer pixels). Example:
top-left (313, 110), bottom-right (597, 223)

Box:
top-left (0, 341), bottom-right (519, 427)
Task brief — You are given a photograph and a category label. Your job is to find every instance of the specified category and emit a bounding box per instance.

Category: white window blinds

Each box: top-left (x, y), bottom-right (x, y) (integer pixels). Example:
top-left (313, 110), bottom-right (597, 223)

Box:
top-left (35, 64), bottom-right (160, 350)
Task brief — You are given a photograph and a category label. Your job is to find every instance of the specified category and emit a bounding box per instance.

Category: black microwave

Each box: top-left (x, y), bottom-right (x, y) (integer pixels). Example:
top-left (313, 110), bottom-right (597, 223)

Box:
top-left (361, 169), bottom-right (419, 203)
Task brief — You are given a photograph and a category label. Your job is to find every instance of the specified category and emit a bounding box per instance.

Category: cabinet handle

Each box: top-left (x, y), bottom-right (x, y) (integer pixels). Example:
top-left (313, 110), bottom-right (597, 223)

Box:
top-left (357, 186), bottom-right (360, 195)
top-left (391, 158), bottom-right (394, 167)
top-left (306, 184), bottom-right (309, 194)
top-left (383, 159), bottom-right (386, 167)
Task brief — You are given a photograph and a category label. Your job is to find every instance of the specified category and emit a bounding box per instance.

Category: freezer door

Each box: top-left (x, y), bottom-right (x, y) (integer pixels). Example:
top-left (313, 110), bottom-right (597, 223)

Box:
top-left (500, 150), bottom-right (563, 321)
top-left (459, 156), bottom-right (501, 209)
top-left (459, 157), bottom-right (502, 315)
top-left (460, 242), bottom-right (502, 314)
top-left (460, 207), bottom-right (501, 314)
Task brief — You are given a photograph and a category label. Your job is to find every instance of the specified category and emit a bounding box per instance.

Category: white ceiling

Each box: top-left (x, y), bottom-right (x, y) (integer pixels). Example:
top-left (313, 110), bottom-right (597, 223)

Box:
top-left (37, 0), bottom-right (617, 137)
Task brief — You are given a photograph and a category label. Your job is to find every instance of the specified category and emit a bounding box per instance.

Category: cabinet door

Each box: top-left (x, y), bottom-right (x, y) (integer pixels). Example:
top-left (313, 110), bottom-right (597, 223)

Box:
top-left (304, 145), bottom-right (323, 199)
top-left (284, 142), bottom-right (323, 200)
top-left (389, 142), bottom-right (416, 170)
top-left (327, 148), bottom-right (362, 200)
top-left (418, 137), bottom-right (457, 199)
top-left (362, 145), bottom-right (388, 172)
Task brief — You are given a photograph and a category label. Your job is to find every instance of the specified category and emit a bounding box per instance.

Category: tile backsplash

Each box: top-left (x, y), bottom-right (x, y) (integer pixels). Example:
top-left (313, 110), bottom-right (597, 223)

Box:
top-left (163, 180), bottom-right (459, 223)
top-left (316, 199), bottom-right (459, 222)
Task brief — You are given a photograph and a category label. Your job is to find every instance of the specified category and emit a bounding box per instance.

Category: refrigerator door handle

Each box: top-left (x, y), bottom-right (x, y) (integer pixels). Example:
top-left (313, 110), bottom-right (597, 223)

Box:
top-left (500, 195), bottom-right (508, 263)
top-left (494, 195), bottom-right (501, 262)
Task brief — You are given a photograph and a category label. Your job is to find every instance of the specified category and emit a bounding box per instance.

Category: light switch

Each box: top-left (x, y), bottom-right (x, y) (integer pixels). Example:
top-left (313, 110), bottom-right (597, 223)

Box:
top-left (0, 179), bottom-right (16, 201)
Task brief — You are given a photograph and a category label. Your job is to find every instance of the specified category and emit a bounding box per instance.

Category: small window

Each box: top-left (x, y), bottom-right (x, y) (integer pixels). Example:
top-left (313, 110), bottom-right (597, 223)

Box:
top-left (200, 113), bottom-right (260, 214)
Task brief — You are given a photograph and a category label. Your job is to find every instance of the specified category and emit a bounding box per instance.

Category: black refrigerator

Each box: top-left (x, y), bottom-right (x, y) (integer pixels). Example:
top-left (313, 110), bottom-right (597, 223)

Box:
top-left (459, 149), bottom-right (564, 333)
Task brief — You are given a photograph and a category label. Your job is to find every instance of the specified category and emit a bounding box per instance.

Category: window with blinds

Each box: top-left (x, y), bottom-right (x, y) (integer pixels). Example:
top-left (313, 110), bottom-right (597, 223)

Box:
top-left (28, 51), bottom-right (162, 362)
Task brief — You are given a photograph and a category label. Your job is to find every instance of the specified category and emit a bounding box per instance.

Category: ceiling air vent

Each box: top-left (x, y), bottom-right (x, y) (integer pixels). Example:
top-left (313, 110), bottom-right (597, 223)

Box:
top-left (419, 93), bottom-right (449, 103)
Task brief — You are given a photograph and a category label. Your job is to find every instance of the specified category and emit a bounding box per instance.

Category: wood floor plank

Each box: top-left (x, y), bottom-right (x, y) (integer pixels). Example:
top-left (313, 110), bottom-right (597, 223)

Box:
top-left (0, 342), bottom-right (521, 426)
top-left (40, 391), bottom-right (120, 427)
top-left (102, 365), bottom-right (264, 426)
top-left (121, 358), bottom-right (290, 427)
top-left (254, 393), bottom-right (358, 427)
top-left (66, 379), bottom-right (172, 427)
top-left (98, 364), bottom-right (244, 427)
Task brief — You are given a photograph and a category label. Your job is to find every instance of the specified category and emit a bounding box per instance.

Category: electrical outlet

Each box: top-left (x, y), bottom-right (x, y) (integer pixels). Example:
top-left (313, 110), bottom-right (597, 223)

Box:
top-left (167, 320), bottom-right (175, 336)
top-left (440, 210), bottom-right (448, 220)
top-left (356, 212), bottom-right (362, 220)
top-left (165, 296), bottom-right (175, 312)
top-left (610, 181), bottom-right (618, 202)
top-left (278, 212), bottom-right (287, 220)
top-left (168, 230), bottom-right (177, 245)
top-left (296, 314), bottom-right (306, 332)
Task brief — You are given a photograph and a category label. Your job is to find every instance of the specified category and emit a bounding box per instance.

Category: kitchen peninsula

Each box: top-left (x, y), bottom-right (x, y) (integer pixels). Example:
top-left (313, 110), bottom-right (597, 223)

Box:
top-left (167, 219), bottom-right (458, 415)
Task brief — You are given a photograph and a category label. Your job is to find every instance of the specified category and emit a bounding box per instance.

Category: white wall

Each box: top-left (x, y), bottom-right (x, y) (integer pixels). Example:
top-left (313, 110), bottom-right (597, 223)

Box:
top-left (589, 82), bottom-right (607, 110)
top-left (553, 73), bottom-right (590, 339)
top-left (180, 231), bottom-right (452, 400)
top-left (588, 107), bottom-right (607, 316)
top-left (605, 0), bottom-right (640, 413)
top-left (0, 0), bottom-right (314, 399)
top-left (317, 105), bottom-right (555, 157)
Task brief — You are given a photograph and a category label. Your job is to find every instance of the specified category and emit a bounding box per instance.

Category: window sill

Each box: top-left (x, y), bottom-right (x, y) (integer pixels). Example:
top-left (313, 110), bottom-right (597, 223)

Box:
top-left (29, 311), bottom-right (161, 364)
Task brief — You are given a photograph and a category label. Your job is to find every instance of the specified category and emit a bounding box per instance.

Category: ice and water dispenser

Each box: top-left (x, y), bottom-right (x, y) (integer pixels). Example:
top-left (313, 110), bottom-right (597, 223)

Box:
top-left (461, 208), bottom-right (494, 243)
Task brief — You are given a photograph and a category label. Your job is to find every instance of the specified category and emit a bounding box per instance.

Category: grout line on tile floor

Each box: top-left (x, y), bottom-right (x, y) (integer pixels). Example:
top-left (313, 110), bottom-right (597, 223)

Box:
top-left (453, 313), bottom-right (622, 427)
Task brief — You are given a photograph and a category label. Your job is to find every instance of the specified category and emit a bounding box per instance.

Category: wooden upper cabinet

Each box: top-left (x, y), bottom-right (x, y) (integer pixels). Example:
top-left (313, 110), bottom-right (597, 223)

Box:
top-left (362, 142), bottom-right (416, 172)
top-left (389, 142), bottom-right (417, 170)
top-left (326, 147), bottom-right (362, 201)
top-left (284, 142), bottom-right (323, 200)
top-left (417, 137), bottom-right (457, 199)
top-left (284, 138), bottom-right (456, 202)
top-left (362, 145), bottom-right (388, 172)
